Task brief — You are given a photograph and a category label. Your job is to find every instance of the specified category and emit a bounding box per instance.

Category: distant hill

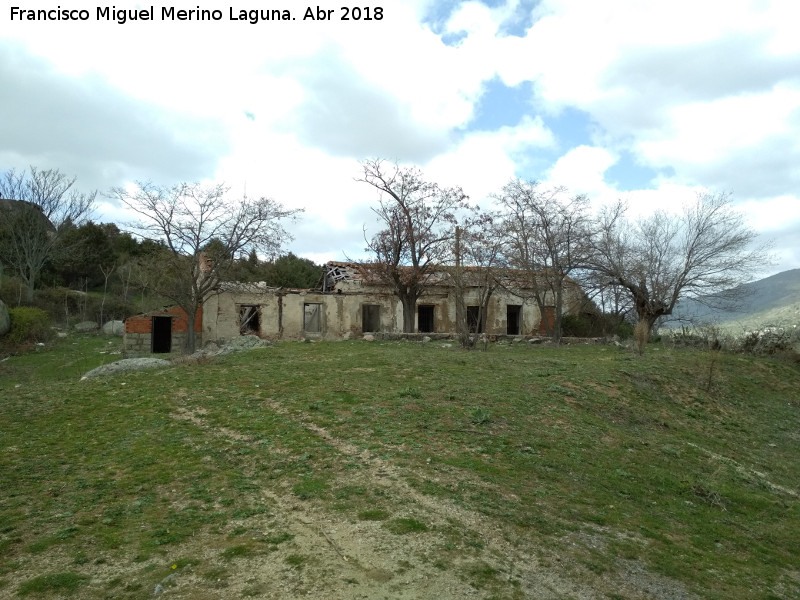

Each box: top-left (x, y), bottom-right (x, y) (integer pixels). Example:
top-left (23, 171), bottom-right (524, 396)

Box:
top-left (669, 269), bottom-right (800, 330)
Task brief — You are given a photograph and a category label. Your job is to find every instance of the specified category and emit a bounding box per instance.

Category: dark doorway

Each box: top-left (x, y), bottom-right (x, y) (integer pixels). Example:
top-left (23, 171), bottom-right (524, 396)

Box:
top-left (362, 304), bottom-right (381, 332)
top-left (467, 306), bottom-right (485, 333)
top-left (507, 305), bottom-right (522, 335)
top-left (418, 305), bottom-right (435, 333)
top-left (152, 316), bottom-right (172, 353)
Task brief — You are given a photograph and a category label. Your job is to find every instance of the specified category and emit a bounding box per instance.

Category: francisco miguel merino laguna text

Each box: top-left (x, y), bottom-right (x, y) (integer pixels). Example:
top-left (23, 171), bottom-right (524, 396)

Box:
top-left (9, 5), bottom-right (385, 24)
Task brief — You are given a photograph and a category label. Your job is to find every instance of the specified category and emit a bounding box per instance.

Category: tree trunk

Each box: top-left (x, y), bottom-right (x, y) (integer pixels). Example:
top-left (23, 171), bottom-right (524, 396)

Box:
top-left (401, 295), bottom-right (416, 333)
top-left (185, 310), bottom-right (197, 354)
top-left (634, 313), bottom-right (659, 355)
top-left (553, 287), bottom-right (564, 345)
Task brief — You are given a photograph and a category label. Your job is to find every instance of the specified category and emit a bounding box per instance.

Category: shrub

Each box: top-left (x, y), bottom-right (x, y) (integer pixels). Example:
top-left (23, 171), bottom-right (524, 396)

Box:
top-left (469, 406), bottom-right (492, 426)
top-left (561, 314), bottom-right (593, 337)
top-left (733, 326), bottom-right (798, 356)
top-left (31, 287), bottom-right (86, 326)
top-left (6, 307), bottom-right (53, 345)
top-left (0, 275), bottom-right (27, 307)
top-left (561, 313), bottom-right (634, 338)
top-left (91, 295), bottom-right (135, 324)
top-left (28, 287), bottom-right (135, 328)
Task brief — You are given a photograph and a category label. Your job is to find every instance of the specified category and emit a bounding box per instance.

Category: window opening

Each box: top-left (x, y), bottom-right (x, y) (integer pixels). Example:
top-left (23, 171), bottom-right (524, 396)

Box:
top-left (238, 305), bottom-right (260, 335)
top-left (304, 303), bottom-right (322, 333)
top-left (362, 304), bottom-right (381, 332)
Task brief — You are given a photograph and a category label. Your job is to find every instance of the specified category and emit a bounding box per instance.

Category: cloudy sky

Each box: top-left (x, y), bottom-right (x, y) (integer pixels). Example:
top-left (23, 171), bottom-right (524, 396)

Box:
top-left (2, 0), bottom-right (799, 275)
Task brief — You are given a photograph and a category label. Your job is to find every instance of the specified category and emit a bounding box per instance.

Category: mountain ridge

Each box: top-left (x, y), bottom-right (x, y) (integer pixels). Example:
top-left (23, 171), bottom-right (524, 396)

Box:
top-left (669, 268), bottom-right (800, 329)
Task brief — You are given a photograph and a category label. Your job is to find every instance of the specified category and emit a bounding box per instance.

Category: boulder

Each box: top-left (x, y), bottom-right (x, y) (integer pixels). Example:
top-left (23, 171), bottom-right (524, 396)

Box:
top-left (0, 299), bottom-right (9, 338)
top-left (74, 321), bottom-right (99, 332)
top-left (102, 320), bottom-right (125, 336)
top-left (362, 334), bottom-right (375, 342)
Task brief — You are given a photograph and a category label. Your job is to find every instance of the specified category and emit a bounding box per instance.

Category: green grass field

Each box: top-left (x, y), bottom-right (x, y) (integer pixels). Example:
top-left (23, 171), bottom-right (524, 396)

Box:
top-left (1, 335), bottom-right (798, 598)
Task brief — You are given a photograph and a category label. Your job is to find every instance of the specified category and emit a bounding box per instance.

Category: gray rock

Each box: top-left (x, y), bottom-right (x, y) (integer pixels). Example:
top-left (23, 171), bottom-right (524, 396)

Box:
top-left (81, 358), bottom-right (171, 379)
top-left (102, 320), bottom-right (124, 336)
top-left (422, 336), bottom-right (432, 343)
top-left (0, 299), bottom-right (9, 337)
top-left (214, 335), bottom-right (274, 355)
top-left (362, 334), bottom-right (375, 342)
top-left (74, 321), bottom-right (99, 332)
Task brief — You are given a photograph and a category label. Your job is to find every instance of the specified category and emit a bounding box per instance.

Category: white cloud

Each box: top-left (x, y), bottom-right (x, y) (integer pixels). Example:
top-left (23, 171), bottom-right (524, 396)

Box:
top-left (3, 0), bottom-right (800, 273)
top-left (636, 84), bottom-right (800, 185)
top-left (426, 115), bottom-right (554, 202)
top-left (546, 145), bottom-right (617, 198)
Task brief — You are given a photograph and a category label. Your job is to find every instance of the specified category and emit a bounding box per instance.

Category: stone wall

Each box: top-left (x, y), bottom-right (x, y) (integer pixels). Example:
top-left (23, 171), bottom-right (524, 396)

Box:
top-left (123, 331), bottom-right (201, 356)
top-left (202, 286), bottom-right (561, 343)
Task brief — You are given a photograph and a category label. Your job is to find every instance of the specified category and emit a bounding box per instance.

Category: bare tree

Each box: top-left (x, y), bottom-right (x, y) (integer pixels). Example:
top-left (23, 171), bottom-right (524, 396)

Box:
top-left (450, 217), bottom-right (503, 349)
top-left (581, 272), bottom-right (634, 335)
top-left (109, 181), bottom-right (301, 353)
top-left (117, 262), bottom-right (133, 304)
top-left (495, 179), bottom-right (591, 343)
top-left (98, 262), bottom-right (116, 326)
top-left (358, 160), bottom-right (469, 333)
top-left (587, 191), bottom-right (770, 340)
top-left (0, 167), bottom-right (96, 301)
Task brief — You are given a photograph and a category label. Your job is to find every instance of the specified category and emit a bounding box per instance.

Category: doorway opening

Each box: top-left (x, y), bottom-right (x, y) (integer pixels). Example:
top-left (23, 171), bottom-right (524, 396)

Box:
top-left (466, 306), bottom-right (486, 333)
top-left (418, 305), bottom-right (435, 333)
top-left (507, 305), bottom-right (522, 335)
top-left (151, 316), bottom-right (172, 353)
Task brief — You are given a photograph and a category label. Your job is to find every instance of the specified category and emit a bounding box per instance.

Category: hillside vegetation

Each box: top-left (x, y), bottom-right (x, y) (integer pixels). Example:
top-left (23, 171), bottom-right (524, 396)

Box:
top-left (672, 268), bottom-right (800, 331)
top-left (1, 336), bottom-right (799, 599)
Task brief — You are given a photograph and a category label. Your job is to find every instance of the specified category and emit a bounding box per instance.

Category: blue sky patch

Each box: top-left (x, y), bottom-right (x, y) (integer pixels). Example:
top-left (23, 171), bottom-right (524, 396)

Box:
top-left (498, 0), bottom-right (538, 37)
top-left (543, 106), bottom-right (595, 151)
top-left (606, 151), bottom-right (673, 190)
top-left (468, 78), bottom-right (534, 130)
top-left (426, 0), bottom-right (540, 41)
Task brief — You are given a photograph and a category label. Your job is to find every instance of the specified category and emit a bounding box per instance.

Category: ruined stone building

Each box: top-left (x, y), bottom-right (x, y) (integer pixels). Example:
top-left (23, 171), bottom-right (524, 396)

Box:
top-left (203, 261), bottom-right (584, 341)
top-left (124, 261), bottom-right (586, 353)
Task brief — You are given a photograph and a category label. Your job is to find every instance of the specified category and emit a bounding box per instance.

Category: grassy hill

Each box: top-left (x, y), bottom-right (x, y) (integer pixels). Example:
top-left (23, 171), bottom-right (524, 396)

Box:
top-left (1, 336), bottom-right (799, 599)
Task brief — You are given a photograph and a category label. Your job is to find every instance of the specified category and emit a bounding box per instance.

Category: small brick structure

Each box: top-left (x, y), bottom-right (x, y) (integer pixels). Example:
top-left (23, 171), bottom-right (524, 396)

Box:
top-left (124, 306), bottom-right (203, 355)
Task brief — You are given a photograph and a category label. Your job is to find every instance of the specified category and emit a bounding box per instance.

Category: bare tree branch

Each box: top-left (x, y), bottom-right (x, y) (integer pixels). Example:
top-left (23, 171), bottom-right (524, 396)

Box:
top-left (0, 166), bottom-right (96, 301)
top-left (357, 159), bottom-right (470, 332)
top-left (108, 181), bottom-right (302, 353)
top-left (494, 179), bottom-right (592, 343)
top-left (586, 191), bottom-right (771, 338)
